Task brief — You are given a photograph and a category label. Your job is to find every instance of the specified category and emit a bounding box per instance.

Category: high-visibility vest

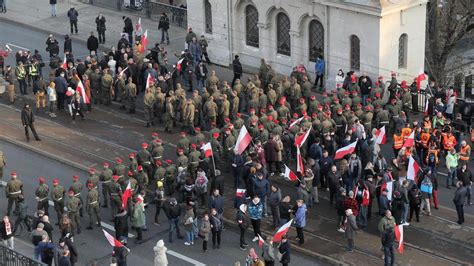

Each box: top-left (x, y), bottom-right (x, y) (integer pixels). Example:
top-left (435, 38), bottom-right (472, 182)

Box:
top-left (420, 133), bottom-right (430, 148)
top-left (442, 135), bottom-right (456, 150)
top-left (459, 145), bottom-right (471, 161)
top-left (29, 64), bottom-right (38, 76)
top-left (401, 128), bottom-right (412, 141)
top-left (426, 148), bottom-right (439, 164)
top-left (393, 134), bottom-right (403, 149)
top-left (16, 66), bottom-right (26, 79)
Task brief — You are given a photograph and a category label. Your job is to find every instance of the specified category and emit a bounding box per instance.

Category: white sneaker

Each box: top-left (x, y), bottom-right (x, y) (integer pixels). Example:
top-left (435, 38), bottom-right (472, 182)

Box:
top-left (403, 222), bottom-right (410, 226)
top-left (252, 237), bottom-right (259, 242)
top-left (338, 228), bottom-right (345, 233)
top-left (184, 242), bottom-right (190, 246)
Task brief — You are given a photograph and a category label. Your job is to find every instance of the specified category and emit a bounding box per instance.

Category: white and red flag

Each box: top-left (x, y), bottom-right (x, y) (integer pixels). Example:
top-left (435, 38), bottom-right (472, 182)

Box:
top-left (283, 164), bottom-right (298, 182)
top-left (416, 72), bottom-right (426, 91)
top-left (288, 117), bottom-right (303, 130)
top-left (102, 229), bottom-right (125, 248)
top-left (121, 181), bottom-right (132, 210)
top-left (62, 54), bottom-right (67, 69)
top-left (294, 125), bottom-right (312, 147)
top-left (118, 66), bottom-right (129, 78)
top-left (273, 219), bottom-right (293, 243)
top-left (407, 156), bottom-right (420, 183)
top-left (424, 97), bottom-right (429, 116)
top-left (375, 126), bottom-right (386, 145)
top-left (145, 73), bottom-right (154, 89)
top-left (258, 234), bottom-right (265, 248)
top-left (201, 142), bottom-right (213, 158)
top-left (140, 29), bottom-right (148, 53)
top-left (76, 79), bottom-right (90, 104)
top-left (334, 140), bottom-right (357, 160)
top-left (234, 125), bottom-right (252, 155)
top-left (394, 224), bottom-right (404, 253)
top-left (176, 58), bottom-right (184, 72)
top-left (402, 131), bottom-right (415, 148)
top-left (235, 188), bottom-right (246, 197)
top-left (296, 147), bottom-right (304, 174)
top-left (381, 181), bottom-right (394, 201)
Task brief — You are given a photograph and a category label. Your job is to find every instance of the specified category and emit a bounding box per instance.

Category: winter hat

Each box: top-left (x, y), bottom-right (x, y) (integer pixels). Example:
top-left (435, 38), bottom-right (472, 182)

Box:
top-left (156, 239), bottom-right (165, 248)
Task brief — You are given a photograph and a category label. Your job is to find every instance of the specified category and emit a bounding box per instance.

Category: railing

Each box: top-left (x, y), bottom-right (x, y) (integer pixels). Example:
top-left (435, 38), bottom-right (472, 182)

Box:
top-left (0, 244), bottom-right (45, 266)
top-left (87, 0), bottom-right (188, 28)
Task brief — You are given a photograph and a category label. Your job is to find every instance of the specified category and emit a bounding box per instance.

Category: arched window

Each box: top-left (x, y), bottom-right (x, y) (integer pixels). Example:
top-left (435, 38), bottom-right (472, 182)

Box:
top-left (350, 35), bottom-right (360, 70)
top-left (309, 20), bottom-right (324, 62)
top-left (245, 5), bottom-right (259, 47)
top-left (398, 34), bottom-right (408, 68)
top-left (205, 0), bottom-right (212, 34)
top-left (276, 12), bottom-right (291, 56)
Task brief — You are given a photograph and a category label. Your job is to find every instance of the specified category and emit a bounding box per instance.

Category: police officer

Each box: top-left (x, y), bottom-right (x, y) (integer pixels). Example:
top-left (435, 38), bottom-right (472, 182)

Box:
top-left (86, 182), bottom-right (101, 230)
top-left (69, 175), bottom-right (84, 217)
top-left (5, 172), bottom-right (23, 216)
top-left (67, 190), bottom-right (82, 234)
top-left (35, 177), bottom-right (50, 215)
top-left (51, 178), bottom-right (65, 225)
top-left (100, 162), bottom-right (113, 208)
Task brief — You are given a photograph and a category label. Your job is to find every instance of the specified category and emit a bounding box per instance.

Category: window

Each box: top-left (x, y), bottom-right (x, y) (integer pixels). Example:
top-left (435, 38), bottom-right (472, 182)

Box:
top-left (309, 20), bottom-right (324, 62)
top-left (245, 5), bottom-right (259, 47)
top-left (205, 0), bottom-right (212, 34)
top-left (276, 12), bottom-right (291, 56)
top-left (350, 35), bottom-right (360, 70)
top-left (398, 34), bottom-right (408, 68)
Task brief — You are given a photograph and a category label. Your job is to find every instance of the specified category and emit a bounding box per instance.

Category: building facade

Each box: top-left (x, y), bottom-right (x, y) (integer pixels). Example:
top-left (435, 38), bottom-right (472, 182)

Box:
top-left (187, 0), bottom-right (428, 88)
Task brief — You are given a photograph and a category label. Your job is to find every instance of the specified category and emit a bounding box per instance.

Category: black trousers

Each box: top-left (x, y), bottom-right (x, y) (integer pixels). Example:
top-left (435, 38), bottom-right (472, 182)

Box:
top-left (455, 204), bottom-right (464, 224)
top-left (211, 230), bottom-right (221, 247)
top-left (251, 219), bottom-right (261, 237)
top-left (70, 20), bottom-right (78, 34)
top-left (98, 30), bottom-right (105, 43)
top-left (296, 226), bottom-right (304, 244)
top-left (202, 240), bottom-right (208, 251)
top-left (24, 124), bottom-right (40, 141)
top-left (384, 245), bottom-right (395, 266)
top-left (231, 74), bottom-right (241, 88)
top-left (57, 92), bottom-right (65, 110)
top-left (411, 94), bottom-right (418, 112)
top-left (239, 226), bottom-right (246, 247)
top-left (315, 74), bottom-right (324, 88)
top-left (136, 227), bottom-right (143, 240)
top-left (409, 204), bottom-right (420, 222)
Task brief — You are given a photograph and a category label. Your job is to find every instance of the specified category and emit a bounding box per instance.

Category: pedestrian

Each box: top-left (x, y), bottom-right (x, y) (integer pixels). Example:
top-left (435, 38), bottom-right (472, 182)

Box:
top-left (64, 34), bottom-right (72, 54)
top-left (208, 189), bottom-right (224, 215)
top-left (87, 32), bottom-right (99, 55)
top-left (268, 184), bottom-right (282, 228)
top-left (67, 6), bottom-right (79, 35)
top-left (163, 198), bottom-right (183, 243)
top-left (183, 202), bottom-right (195, 245)
top-left (277, 235), bottom-right (290, 266)
top-left (232, 55), bottom-right (242, 88)
top-left (199, 213), bottom-right (211, 252)
top-left (67, 189), bottom-right (82, 235)
top-left (236, 203), bottom-right (249, 250)
top-left (261, 236), bottom-right (275, 266)
top-left (50, 0), bottom-right (57, 17)
top-left (54, 71), bottom-right (67, 110)
top-left (114, 209), bottom-right (129, 242)
top-left (253, 173), bottom-right (269, 216)
top-left (185, 27), bottom-right (197, 49)
top-left (248, 196), bottom-right (263, 242)
top-left (245, 248), bottom-right (259, 266)
top-left (419, 173), bottom-right (433, 216)
top-left (33, 76), bottom-right (47, 113)
top-left (294, 199), bottom-right (306, 245)
top-left (35, 235), bottom-right (55, 265)
top-left (344, 209), bottom-right (358, 252)
top-left (153, 239), bottom-right (168, 266)
top-left (453, 181), bottom-right (468, 225)
top-left (47, 81), bottom-right (57, 117)
top-left (131, 195), bottom-right (146, 243)
top-left (21, 104), bottom-right (41, 142)
top-left (279, 196), bottom-right (292, 226)
top-left (314, 55), bottom-right (325, 91)
top-left (31, 223), bottom-right (48, 247)
top-left (112, 237), bottom-right (129, 266)
top-left (154, 181), bottom-right (165, 226)
top-left (13, 195), bottom-right (31, 234)
top-left (0, 0), bottom-right (6, 12)
top-left (71, 93), bottom-right (85, 121)
top-left (381, 228), bottom-right (395, 266)
top-left (199, 35), bottom-right (211, 64)
top-left (57, 249), bottom-right (71, 266)
top-left (122, 16), bottom-right (134, 44)
top-left (408, 186), bottom-right (421, 222)
top-left (0, 216), bottom-right (14, 249)
top-left (158, 13), bottom-right (170, 45)
top-left (95, 13), bottom-right (106, 44)
top-left (446, 148), bottom-right (459, 188)
top-left (15, 61), bottom-right (27, 94)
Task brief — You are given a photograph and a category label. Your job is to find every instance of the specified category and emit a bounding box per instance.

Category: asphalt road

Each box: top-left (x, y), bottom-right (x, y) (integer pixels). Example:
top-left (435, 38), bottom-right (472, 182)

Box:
top-left (0, 140), bottom-right (322, 266)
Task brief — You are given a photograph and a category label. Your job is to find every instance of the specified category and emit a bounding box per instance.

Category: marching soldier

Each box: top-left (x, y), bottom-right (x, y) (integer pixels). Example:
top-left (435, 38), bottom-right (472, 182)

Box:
top-left (204, 96), bottom-right (218, 129)
top-left (128, 153), bottom-right (138, 176)
top-left (114, 157), bottom-right (127, 180)
top-left (151, 139), bottom-right (164, 162)
top-left (154, 87), bottom-right (166, 123)
top-left (90, 67), bottom-right (102, 104)
top-left (51, 178), bottom-right (65, 225)
top-left (35, 177), bottom-right (50, 215)
top-left (69, 175), bottom-right (84, 217)
top-left (164, 97), bottom-right (175, 132)
top-left (361, 106), bottom-right (374, 133)
top-left (136, 165), bottom-right (149, 196)
top-left (177, 132), bottom-right (191, 155)
top-left (154, 160), bottom-right (166, 182)
top-left (5, 172), bottom-right (23, 216)
top-left (100, 68), bottom-right (113, 105)
top-left (176, 149), bottom-right (189, 169)
top-left (100, 162), bottom-right (113, 208)
top-left (137, 142), bottom-right (152, 177)
top-left (86, 182), bottom-right (101, 230)
top-left (164, 160), bottom-right (177, 195)
top-left (125, 76), bottom-right (137, 113)
top-left (67, 190), bottom-right (82, 234)
top-left (194, 127), bottom-right (207, 145)
top-left (144, 87), bottom-right (156, 127)
top-left (188, 144), bottom-right (201, 178)
top-left (87, 168), bottom-right (100, 188)
top-left (109, 175), bottom-right (123, 219)
top-left (116, 74), bottom-right (127, 109)
top-left (183, 99), bottom-right (195, 134)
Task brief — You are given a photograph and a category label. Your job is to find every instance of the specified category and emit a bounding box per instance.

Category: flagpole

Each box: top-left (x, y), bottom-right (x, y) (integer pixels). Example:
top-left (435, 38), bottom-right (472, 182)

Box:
top-left (211, 154), bottom-right (217, 177)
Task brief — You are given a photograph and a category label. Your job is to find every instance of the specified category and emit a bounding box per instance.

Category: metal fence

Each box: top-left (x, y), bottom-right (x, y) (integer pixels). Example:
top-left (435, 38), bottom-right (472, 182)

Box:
top-left (0, 244), bottom-right (45, 266)
top-left (88, 0), bottom-right (187, 28)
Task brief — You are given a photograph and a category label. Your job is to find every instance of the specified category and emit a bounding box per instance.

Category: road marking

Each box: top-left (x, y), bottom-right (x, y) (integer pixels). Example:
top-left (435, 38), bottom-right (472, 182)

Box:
top-left (166, 250), bottom-right (206, 266)
top-left (48, 200), bottom-right (135, 238)
top-left (6, 42), bottom-right (30, 51)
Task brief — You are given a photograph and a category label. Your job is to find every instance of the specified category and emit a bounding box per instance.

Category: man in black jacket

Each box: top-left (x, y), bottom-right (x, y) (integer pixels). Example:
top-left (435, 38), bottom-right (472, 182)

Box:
top-left (21, 104), bottom-right (41, 142)
top-left (87, 32), bottom-right (99, 56)
top-left (158, 12), bottom-right (170, 44)
top-left (381, 228), bottom-right (395, 266)
top-left (67, 6), bottom-right (78, 35)
top-left (122, 16), bottom-right (133, 44)
top-left (163, 198), bottom-right (183, 242)
top-left (232, 55), bottom-right (242, 88)
top-left (453, 181), bottom-right (468, 225)
top-left (95, 13), bottom-right (106, 44)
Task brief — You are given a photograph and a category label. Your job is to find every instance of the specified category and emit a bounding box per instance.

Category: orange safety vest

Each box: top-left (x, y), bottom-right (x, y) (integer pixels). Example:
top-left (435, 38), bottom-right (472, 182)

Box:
top-left (401, 128), bottom-right (412, 141)
top-left (426, 148), bottom-right (439, 164)
top-left (420, 133), bottom-right (430, 148)
top-left (442, 135), bottom-right (456, 150)
top-left (459, 145), bottom-right (471, 161)
top-left (393, 134), bottom-right (403, 149)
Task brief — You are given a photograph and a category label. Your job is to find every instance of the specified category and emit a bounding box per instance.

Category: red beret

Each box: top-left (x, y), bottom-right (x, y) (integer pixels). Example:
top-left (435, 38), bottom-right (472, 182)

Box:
top-left (310, 95), bottom-right (316, 100)
top-left (128, 171), bottom-right (134, 177)
top-left (68, 190), bottom-right (75, 196)
top-left (211, 121), bottom-right (216, 126)
top-left (103, 162), bottom-right (110, 167)
top-left (337, 108), bottom-right (343, 114)
top-left (190, 143), bottom-right (197, 148)
top-left (39, 177), bottom-right (45, 183)
top-left (236, 113), bottom-right (241, 117)
top-left (352, 91), bottom-right (358, 95)
top-left (177, 148), bottom-right (183, 153)
top-left (129, 153), bottom-right (135, 158)
top-left (224, 117), bottom-right (231, 123)
top-left (137, 165), bottom-right (143, 171)
top-left (116, 157), bottom-right (124, 163)
top-left (87, 182), bottom-right (94, 189)
top-left (299, 97), bottom-right (305, 102)
top-left (344, 91), bottom-right (350, 96)
top-left (141, 142), bottom-right (148, 148)
top-left (180, 132), bottom-right (186, 136)
top-left (155, 138), bottom-right (163, 144)
top-left (89, 168), bottom-right (96, 173)
top-left (267, 115), bottom-right (273, 121)
top-left (212, 132), bottom-right (220, 138)
top-left (155, 160), bottom-right (162, 166)
top-left (367, 98), bottom-right (373, 102)
top-left (258, 124), bottom-right (264, 129)
top-left (195, 127), bottom-right (201, 132)
top-left (268, 104), bottom-right (274, 109)
top-left (375, 93), bottom-right (381, 98)
top-left (11, 172), bottom-right (17, 177)
top-left (365, 106), bottom-right (372, 111)
top-left (52, 178), bottom-right (59, 185)
top-left (317, 104), bottom-right (323, 109)
top-left (151, 132), bottom-right (159, 137)
top-left (112, 175), bottom-right (120, 181)
top-left (311, 113), bottom-right (317, 118)
top-left (73, 175), bottom-right (79, 181)
top-left (165, 159), bottom-right (172, 164)
top-left (293, 113), bottom-right (299, 118)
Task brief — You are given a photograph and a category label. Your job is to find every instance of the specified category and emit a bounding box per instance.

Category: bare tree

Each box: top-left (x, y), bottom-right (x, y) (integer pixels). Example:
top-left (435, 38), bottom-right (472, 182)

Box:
top-left (425, 0), bottom-right (473, 86)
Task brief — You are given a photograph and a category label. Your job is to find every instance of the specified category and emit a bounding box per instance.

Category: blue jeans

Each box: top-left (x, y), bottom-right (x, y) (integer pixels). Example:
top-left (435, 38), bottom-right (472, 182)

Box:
top-left (161, 30), bottom-right (169, 43)
top-left (402, 203), bottom-right (410, 223)
top-left (168, 218), bottom-right (181, 241)
top-left (447, 167), bottom-right (457, 186)
top-left (466, 185), bottom-right (472, 203)
top-left (186, 230), bottom-right (194, 243)
top-left (51, 4), bottom-right (56, 16)
top-left (356, 205), bottom-right (368, 228)
top-left (362, 94), bottom-right (369, 106)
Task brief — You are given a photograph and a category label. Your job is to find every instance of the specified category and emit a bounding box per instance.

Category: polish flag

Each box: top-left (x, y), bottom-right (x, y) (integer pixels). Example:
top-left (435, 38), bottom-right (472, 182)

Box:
top-left (121, 181), bottom-right (132, 210)
top-left (394, 224), bottom-right (404, 253)
top-left (76, 79), bottom-right (90, 104)
top-left (201, 142), bottom-right (213, 158)
top-left (136, 17), bottom-right (142, 33)
top-left (294, 125), bottom-right (312, 147)
top-left (140, 29), bottom-right (148, 53)
top-left (62, 54), bottom-right (67, 70)
top-left (288, 117), bottom-right (303, 130)
top-left (102, 229), bottom-right (125, 248)
top-left (234, 125), bottom-right (252, 155)
top-left (296, 147), bottom-right (304, 174)
top-left (145, 73), bottom-right (154, 89)
top-left (381, 181), bottom-right (393, 201)
top-left (402, 131), bottom-right (415, 148)
top-left (176, 58), bottom-right (184, 72)
top-left (424, 97), bottom-right (429, 116)
top-left (273, 219), bottom-right (293, 243)
top-left (407, 156), bottom-right (420, 183)
top-left (235, 188), bottom-right (246, 197)
top-left (283, 164), bottom-right (298, 182)
top-left (375, 126), bottom-right (386, 145)
top-left (334, 140), bottom-right (357, 160)
top-left (118, 66), bottom-right (129, 78)
top-left (416, 73), bottom-right (426, 91)
top-left (258, 234), bottom-right (265, 248)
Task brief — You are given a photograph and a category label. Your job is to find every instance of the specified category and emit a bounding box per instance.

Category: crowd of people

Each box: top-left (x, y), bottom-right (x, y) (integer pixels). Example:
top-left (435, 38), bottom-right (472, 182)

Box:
top-left (0, 9), bottom-right (473, 266)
